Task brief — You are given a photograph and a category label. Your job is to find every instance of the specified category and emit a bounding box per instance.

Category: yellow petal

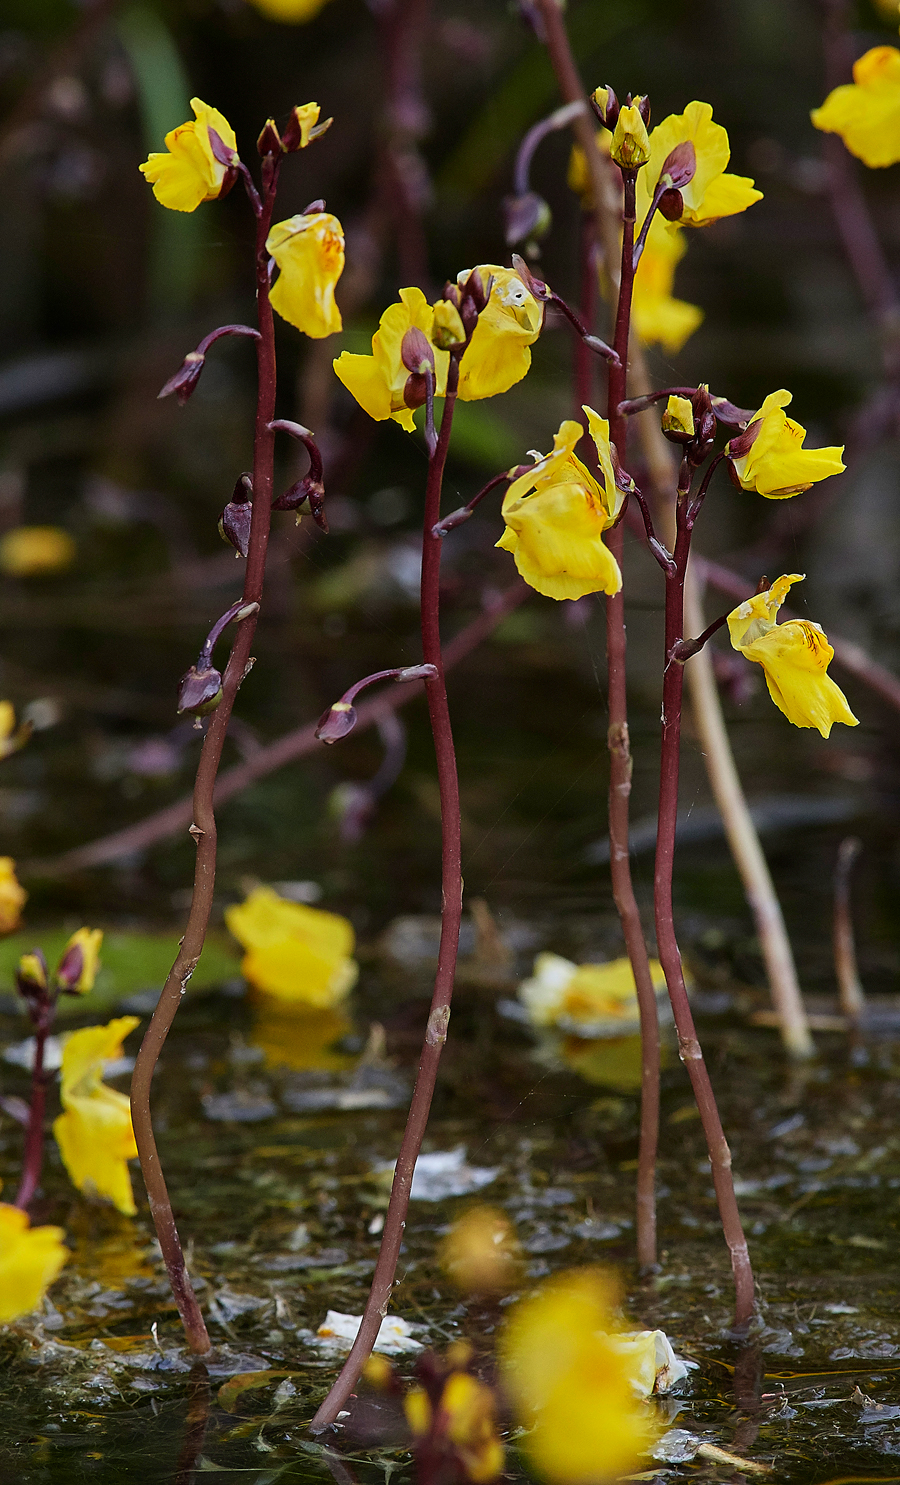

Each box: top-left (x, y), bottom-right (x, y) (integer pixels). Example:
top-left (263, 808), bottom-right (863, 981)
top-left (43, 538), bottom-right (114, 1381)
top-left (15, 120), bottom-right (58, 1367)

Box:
top-left (637, 99), bottom-right (761, 228)
top-left (139, 98), bottom-right (236, 212)
top-left (498, 480), bottom-right (622, 601)
top-left (582, 406), bottom-right (622, 519)
top-left (730, 391), bottom-right (845, 497)
top-left (333, 351), bottom-right (395, 422)
top-left (812, 46), bottom-right (900, 167)
top-left (632, 221), bottom-right (703, 352)
top-left (0, 1204), bottom-right (67, 1322)
top-left (0, 857), bottom-right (26, 936)
top-left (457, 267), bottom-right (543, 401)
top-left (54, 1085), bottom-right (138, 1217)
top-left (59, 1016), bottom-right (140, 1101)
top-left (241, 940), bottom-right (358, 1006)
top-left (267, 212), bottom-right (345, 337)
top-left (225, 886), bottom-right (354, 958)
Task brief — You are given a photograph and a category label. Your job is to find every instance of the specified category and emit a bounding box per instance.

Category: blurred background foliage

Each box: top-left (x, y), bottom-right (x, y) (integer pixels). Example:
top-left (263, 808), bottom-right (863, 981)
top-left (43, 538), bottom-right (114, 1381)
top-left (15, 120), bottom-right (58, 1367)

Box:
top-left (0, 0), bottom-right (898, 999)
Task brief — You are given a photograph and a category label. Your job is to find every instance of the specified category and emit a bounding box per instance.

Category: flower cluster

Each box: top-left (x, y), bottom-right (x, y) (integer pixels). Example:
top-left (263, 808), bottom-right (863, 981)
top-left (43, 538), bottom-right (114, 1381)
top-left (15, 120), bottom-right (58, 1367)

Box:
top-left (225, 885), bottom-right (358, 1007)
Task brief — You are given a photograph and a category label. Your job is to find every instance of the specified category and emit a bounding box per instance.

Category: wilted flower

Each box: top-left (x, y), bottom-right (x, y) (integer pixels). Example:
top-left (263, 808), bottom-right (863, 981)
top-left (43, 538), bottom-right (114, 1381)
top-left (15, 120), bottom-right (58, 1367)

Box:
top-left (53, 1017), bottom-right (141, 1217)
top-left (496, 413), bottom-right (625, 600)
top-left (727, 574), bottom-right (859, 737)
top-left (812, 46), bottom-right (900, 168)
top-left (726, 390), bottom-right (845, 498)
top-left (0, 1204), bottom-right (67, 1322)
top-left (500, 1268), bottom-right (656, 1484)
top-left (636, 100), bottom-right (762, 228)
top-left (225, 885), bottom-right (358, 1007)
top-left (267, 212), bottom-right (345, 337)
top-left (139, 98), bottom-right (238, 212)
top-left (0, 858), bottom-right (26, 936)
top-left (0, 526), bottom-right (75, 577)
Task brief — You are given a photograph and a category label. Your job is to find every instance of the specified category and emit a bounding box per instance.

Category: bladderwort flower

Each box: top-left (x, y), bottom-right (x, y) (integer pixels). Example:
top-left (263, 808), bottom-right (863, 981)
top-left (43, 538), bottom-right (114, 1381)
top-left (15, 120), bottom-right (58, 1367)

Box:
top-left (496, 412), bottom-right (627, 600)
top-left (636, 100), bottom-right (762, 227)
top-left (53, 1017), bottom-right (141, 1217)
top-left (139, 98), bottom-right (239, 212)
top-left (812, 46), bottom-right (900, 168)
top-left (0, 1204), bottom-right (67, 1322)
top-left (225, 885), bottom-right (359, 1008)
top-left (266, 211), bottom-right (345, 337)
top-left (727, 574), bottom-right (859, 738)
top-left (55, 928), bottom-right (104, 996)
top-left (0, 858), bottom-right (26, 935)
top-left (334, 288), bottom-right (449, 432)
top-left (455, 265), bottom-right (544, 400)
top-left (725, 390), bottom-right (845, 497)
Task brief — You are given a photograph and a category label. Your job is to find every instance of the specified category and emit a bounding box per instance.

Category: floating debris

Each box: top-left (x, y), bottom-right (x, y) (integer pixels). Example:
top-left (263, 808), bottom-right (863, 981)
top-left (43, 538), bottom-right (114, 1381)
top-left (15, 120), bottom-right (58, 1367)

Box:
top-left (375, 1146), bottom-right (499, 1201)
top-left (314, 1310), bottom-right (425, 1355)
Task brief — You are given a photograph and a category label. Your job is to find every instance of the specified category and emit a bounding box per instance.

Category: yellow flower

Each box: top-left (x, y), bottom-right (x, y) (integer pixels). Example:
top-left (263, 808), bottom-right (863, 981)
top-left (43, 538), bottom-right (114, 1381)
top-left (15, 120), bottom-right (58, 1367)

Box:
top-left (139, 98), bottom-right (238, 213)
top-left (728, 574), bottom-right (859, 738)
top-left (496, 412), bottom-right (624, 600)
top-left (267, 212), bottom-right (345, 337)
top-left (0, 1204), bottom-right (67, 1322)
top-left (56, 927), bottom-right (103, 995)
top-left (500, 1268), bottom-right (655, 1484)
top-left (637, 100), bottom-right (762, 227)
top-left (610, 102), bottom-right (651, 169)
top-left (0, 526), bottom-right (75, 577)
top-left (334, 288), bottom-right (449, 433)
top-left (0, 701), bottom-right (30, 762)
top-left (632, 218), bottom-right (703, 352)
top-left (662, 393), bottom-right (695, 438)
top-left (812, 46), bottom-right (900, 167)
top-left (726, 390), bottom-right (845, 498)
top-left (225, 885), bottom-right (358, 1007)
top-left (53, 1017), bottom-right (140, 1217)
top-left (518, 951), bottom-right (667, 1033)
top-left (0, 858), bottom-right (26, 936)
top-left (567, 131), bottom-right (610, 209)
top-left (406, 1370), bottom-right (504, 1484)
top-left (874, 0), bottom-right (900, 20)
top-left (440, 1206), bottom-right (520, 1295)
top-left (455, 265), bottom-right (543, 402)
top-left (245, 0), bottom-right (333, 19)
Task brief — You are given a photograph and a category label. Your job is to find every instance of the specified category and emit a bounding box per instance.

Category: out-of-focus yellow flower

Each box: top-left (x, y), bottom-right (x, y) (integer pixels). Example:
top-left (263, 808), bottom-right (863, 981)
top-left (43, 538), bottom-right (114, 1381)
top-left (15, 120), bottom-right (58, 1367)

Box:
top-left (267, 212), bottom-right (344, 337)
top-left (518, 951), bottom-right (667, 1034)
top-left (874, 0), bottom-right (900, 21)
top-left (610, 102), bottom-right (651, 169)
top-left (0, 1203), bottom-right (67, 1322)
top-left (440, 1206), bottom-right (520, 1294)
top-left (246, 0), bottom-right (333, 19)
top-left (0, 858), bottom-right (26, 936)
top-left (567, 131), bottom-right (611, 208)
top-left (812, 46), bottom-right (900, 167)
top-left (56, 927), bottom-right (103, 995)
top-left (0, 526), bottom-right (75, 577)
top-left (0, 702), bottom-right (30, 761)
top-left (139, 98), bottom-right (238, 212)
top-left (53, 1017), bottom-right (140, 1217)
top-left (726, 389), bottom-right (845, 497)
top-left (727, 574), bottom-right (859, 737)
top-left (632, 218), bottom-right (703, 352)
top-left (431, 299), bottom-right (467, 349)
top-left (226, 885), bottom-right (358, 1007)
top-left (334, 288), bottom-right (449, 433)
top-left (637, 100), bottom-right (762, 227)
top-left (496, 413), bottom-right (624, 600)
top-left (500, 1268), bottom-right (655, 1484)
top-left (405, 1370), bottom-right (504, 1484)
top-left (455, 265), bottom-right (543, 402)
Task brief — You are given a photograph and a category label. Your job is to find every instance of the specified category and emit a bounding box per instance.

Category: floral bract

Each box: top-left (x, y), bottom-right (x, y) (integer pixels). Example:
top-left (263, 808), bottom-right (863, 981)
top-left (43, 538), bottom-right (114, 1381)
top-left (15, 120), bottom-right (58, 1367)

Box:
top-left (53, 1016), bottom-right (140, 1217)
top-left (139, 98), bottom-right (238, 213)
top-left (726, 390), bottom-right (845, 497)
top-left (0, 1204), bottom-right (67, 1323)
top-left (637, 100), bottom-right (762, 227)
top-left (226, 885), bottom-right (358, 1007)
top-left (728, 574), bottom-right (859, 737)
top-left (267, 212), bottom-right (345, 337)
top-left (496, 412), bottom-right (624, 600)
top-left (812, 46), bottom-right (900, 168)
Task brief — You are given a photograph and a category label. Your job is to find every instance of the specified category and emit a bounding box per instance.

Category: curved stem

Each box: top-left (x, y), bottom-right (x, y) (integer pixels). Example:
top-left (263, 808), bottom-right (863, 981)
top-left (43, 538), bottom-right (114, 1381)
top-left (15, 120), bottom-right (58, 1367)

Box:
top-left (129, 167), bottom-right (281, 1355)
top-left (15, 1012), bottom-right (51, 1210)
top-left (310, 360), bottom-right (464, 1434)
top-left (656, 515), bottom-right (755, 1328)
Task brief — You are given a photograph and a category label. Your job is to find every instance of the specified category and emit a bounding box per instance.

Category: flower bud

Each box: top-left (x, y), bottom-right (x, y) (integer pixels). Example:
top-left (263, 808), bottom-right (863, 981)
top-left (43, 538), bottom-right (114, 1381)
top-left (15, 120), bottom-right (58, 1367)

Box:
top-left (660, 139), bottom-right (697, 191)
top-left (158, 352), bottom-right (205, 406)
top-left (403, 372), bottom-right (429, 410)
top-left (459, 267), bottom-right (490, 314)
top-left (590, 84), bottom-right (619, 129)
top-left (431, 300), bottom-right (466, 350)
top-left (56, 927), bottom-right (103, 995)
top-left (257, 118), bottom-right (282, 156)
top-left (177, 665), bottom-right (223, 717)
top-left (658, 188), bottom-right (684, 221)
top-left (401, 326), bottom-right (435, 375)
top-left (502, 190), bottom-right (552, 248)
top-left (281, 102), bottom-right (330, 152)
top-left (610, 103), bottom-right (651, 170)
top-left (218, 472), bottom-right (253, 557)
top-left (442, 281), bottom-right (461, 311)
top-left (637, 94), bottom-right (651, 124)
top-left (661, 394), bottom-right (695, 444)
top-left (316, 700), bottom-right (357, 745)
top-left (17, 949), bottom-right (48, 1003)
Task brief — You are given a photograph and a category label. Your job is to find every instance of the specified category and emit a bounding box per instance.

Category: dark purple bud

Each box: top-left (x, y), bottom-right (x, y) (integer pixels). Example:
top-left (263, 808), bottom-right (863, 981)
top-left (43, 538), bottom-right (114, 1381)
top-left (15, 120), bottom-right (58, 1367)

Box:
top-left (401, 326), bottom-right (435, 374)
top-left (503, 191), bottom-right (552, 247)
top-left (55, 942), bottom-right (84, 994)
top-left (272, 476), bottom-right (328, 532)
top-left (710, 397), bottom-right (756, 429)
top-left (16, 948), bottom-right (48, 1003)
top-left (316, 701), bottom-right (357, 744)
top-left (159, 352), bottom-right (205, 406)
top-left (257, 119), bottom-right (282, 156)
top-left (302, 197), bottom-right (326, 215)
top-left (177, 665), bottom-right (223, 717)
top-left (660, 140), bottom-right (696, 191)
top-left (218, 165), bottom-right (240, 200)
top-left (403, 372), bottom-right (429, 410)
top-left (443, 282), bottom-right (461, 310)
top-left (460, 267), bottom-right (490, 313)
top-left (590, 85), bottom-right (619, 129)
top-left (658, 188), bottom-right (684, 222)
top-left (725, 420), bottom-right (762, 462)
top-left (638, 94), bottom-right (651, 124)
top-left (219, 503), bottom-right (252, 557)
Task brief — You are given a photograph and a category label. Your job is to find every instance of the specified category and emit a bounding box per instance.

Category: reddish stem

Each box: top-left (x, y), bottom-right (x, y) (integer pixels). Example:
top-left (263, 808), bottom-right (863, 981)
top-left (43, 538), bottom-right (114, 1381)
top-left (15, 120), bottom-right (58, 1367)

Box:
top-left (14, 1015), bottom-right (50, 1210)
top-left (129, 165), bottom-right (281, 1355)
top-left (310, 358), bottom-right (464, 1434)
